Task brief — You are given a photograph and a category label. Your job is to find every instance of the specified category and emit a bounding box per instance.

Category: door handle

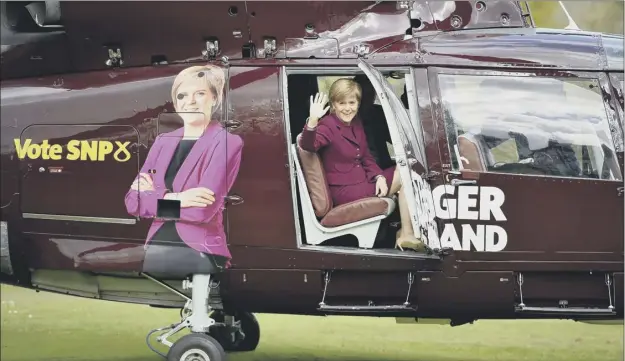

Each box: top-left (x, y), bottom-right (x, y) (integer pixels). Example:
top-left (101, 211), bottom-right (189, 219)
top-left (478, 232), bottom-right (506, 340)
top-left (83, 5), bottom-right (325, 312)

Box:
top-left (225, 195), bottom-right (244, 205)
top-left (444, 170), bottom-right (461, 183)
top-left (618, 186), bottom-right (624, 197)
top-left (450, 179), bottom-right (477, 186)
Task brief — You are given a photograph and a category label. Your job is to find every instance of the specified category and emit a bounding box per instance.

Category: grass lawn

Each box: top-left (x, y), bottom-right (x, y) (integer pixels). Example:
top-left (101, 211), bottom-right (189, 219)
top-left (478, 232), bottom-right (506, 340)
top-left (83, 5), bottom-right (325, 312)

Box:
top-left (1, 284), bottom-right (623, 361)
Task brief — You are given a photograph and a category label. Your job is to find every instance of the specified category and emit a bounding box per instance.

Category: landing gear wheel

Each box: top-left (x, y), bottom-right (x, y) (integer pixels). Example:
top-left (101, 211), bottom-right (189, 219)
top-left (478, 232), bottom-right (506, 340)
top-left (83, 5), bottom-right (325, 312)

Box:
top-left (208, 311), bottom-right (260, 352)
top-left (167, 334), bottom-right (226, 361)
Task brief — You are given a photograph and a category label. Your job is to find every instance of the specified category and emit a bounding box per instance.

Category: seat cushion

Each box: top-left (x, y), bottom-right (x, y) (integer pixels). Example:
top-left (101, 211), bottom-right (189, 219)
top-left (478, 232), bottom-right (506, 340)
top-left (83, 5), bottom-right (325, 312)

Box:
top-left (320, 197), bottom-right (395, 228)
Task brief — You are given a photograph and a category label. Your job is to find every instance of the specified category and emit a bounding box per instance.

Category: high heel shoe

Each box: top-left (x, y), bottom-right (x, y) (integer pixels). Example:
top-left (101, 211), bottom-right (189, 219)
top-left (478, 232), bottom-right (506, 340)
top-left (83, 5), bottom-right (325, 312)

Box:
top-left (395, 233), bottom-right (427, 252)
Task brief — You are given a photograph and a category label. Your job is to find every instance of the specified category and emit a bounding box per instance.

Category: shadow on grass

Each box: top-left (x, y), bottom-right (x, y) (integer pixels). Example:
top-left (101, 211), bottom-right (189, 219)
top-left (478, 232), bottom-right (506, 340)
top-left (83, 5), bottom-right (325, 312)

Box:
top-left (96, 353), bottom-right (532, 361)
top-left (38, 354), bottom-right (492, 361)
top-left (226, 355), bottom-right (522, 361)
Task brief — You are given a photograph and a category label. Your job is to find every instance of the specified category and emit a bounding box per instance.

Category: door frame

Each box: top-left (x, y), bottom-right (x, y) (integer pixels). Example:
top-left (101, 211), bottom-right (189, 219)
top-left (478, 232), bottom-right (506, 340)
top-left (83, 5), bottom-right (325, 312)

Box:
top-left (281, 63), bottom-right (440, 258)
top-left (607, 72), bottom-right (624, 178)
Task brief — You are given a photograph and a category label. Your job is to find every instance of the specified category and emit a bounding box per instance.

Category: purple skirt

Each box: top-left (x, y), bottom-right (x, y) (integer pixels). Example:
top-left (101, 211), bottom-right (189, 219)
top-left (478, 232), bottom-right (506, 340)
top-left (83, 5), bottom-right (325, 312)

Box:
top-left (328, 166), bottom-right (396, 206)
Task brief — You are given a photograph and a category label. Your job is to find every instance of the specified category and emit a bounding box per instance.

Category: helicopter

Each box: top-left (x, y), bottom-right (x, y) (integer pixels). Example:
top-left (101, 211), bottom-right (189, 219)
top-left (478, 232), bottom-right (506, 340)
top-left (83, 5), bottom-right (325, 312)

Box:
top-left (1, 1), bottom-right (623, 360)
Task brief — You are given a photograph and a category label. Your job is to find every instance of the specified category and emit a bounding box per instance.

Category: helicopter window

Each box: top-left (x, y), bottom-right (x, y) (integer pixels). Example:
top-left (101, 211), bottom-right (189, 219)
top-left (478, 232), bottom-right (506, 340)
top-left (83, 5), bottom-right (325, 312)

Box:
top-left (439, 74), bottom-right (622, 181)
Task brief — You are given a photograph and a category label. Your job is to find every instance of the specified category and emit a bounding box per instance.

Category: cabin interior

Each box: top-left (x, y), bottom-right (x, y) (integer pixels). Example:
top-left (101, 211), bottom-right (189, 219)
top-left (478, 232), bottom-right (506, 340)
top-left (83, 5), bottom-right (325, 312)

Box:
top-left (285, 70), bottom-right (413, 254)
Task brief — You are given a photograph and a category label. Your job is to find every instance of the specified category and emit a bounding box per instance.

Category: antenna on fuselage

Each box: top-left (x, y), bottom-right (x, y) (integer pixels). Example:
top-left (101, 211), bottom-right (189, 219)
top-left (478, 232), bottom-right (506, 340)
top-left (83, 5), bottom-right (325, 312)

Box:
top-left (558, 1), bottom-right (581, 31)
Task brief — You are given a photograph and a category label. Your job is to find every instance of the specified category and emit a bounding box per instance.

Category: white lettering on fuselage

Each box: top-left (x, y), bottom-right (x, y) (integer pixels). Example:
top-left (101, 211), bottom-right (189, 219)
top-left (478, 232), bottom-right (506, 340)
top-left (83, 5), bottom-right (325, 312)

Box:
top-left (410, 171), bottom-right (508, 252)
top-left (411, 172), bottom-right (441, 249)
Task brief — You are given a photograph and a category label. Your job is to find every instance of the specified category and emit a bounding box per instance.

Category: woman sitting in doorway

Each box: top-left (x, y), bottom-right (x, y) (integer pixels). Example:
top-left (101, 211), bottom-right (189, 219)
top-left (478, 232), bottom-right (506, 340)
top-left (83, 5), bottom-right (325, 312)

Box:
top-left (298, 78), bottom-right (426, 252)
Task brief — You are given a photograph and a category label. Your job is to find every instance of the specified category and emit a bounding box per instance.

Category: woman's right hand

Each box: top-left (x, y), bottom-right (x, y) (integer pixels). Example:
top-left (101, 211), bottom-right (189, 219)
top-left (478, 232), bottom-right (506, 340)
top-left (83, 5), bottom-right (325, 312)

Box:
top-left (308, 92), bottom-right (330, 127)
top-left (166, 187), bottom-right (215, 208)
top-left (130, 173), bottom-right (154, 191)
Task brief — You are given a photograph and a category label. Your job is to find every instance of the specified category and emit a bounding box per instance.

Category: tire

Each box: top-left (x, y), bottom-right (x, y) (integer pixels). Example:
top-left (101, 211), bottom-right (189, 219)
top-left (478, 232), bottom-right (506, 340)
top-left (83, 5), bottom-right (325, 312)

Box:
top-left (209, 311), bottom-right (260, 352)
top-left (167, 333), bottom-right (227, 361)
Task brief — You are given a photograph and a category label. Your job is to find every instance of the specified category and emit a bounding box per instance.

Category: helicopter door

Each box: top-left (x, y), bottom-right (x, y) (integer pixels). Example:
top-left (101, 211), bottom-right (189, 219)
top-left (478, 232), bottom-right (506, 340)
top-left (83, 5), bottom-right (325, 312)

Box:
top-left (18, 124), bottom-right (144, 240)
top-left (357, 59), bottom-right (440, 249)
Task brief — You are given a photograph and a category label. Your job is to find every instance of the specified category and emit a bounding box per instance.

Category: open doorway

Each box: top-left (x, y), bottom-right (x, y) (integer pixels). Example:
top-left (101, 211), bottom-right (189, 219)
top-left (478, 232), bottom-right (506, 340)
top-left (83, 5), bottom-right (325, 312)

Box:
top-left (282, 67), bottom-right (430, 256)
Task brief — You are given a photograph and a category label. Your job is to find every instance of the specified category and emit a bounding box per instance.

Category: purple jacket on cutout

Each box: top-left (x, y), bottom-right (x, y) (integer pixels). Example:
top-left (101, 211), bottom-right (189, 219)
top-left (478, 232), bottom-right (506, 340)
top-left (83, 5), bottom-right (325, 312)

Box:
top-left (124, 122), bottom-right (243, 263)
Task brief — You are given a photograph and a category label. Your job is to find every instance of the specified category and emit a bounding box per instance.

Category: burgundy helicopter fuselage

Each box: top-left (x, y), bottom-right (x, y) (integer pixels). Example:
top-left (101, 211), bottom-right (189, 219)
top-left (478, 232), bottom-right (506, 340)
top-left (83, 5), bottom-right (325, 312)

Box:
top-left (1, 1), bottom-right (623, 323)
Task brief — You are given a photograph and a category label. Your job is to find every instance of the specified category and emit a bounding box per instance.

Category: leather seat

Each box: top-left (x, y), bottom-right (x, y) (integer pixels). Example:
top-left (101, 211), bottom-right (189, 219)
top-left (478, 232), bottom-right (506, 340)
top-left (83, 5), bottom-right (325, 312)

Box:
top-left (457, 133), bottom-right (490, 171)
top-left (295, 136), bottom-right (395, 228)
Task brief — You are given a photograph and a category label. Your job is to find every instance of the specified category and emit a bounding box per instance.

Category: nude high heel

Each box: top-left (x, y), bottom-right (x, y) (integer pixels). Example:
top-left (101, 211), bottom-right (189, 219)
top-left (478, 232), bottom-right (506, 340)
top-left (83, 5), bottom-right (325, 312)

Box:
top-left (395, 230), bottom-right (427, 252)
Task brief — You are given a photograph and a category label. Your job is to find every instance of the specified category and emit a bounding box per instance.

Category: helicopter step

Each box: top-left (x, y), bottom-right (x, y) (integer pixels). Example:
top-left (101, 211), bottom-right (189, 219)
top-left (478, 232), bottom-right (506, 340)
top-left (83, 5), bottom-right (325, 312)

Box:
top-left (515, 306), bottom-right (616, 317)
top-left (318, 304), bottom-right (417, 315)
top-left (316, 271), bottom-right (418, 316)
top-left (514, 272), bottom-right (619, 319)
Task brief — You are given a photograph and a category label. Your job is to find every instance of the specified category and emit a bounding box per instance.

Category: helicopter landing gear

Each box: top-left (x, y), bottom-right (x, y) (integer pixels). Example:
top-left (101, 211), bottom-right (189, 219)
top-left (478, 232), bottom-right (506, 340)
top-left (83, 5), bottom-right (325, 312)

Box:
top-left (207, 310), bottom-right (260, 352)
top-left (145, 274), bottom-right (228, 361)
top-left (167, 333), bottom-right (226, 361)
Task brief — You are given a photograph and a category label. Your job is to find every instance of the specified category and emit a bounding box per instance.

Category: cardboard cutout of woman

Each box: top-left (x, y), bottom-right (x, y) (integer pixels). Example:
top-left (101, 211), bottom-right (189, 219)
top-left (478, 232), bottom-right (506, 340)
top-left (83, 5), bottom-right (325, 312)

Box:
top-left (124, 64), bottom-right (243, 277)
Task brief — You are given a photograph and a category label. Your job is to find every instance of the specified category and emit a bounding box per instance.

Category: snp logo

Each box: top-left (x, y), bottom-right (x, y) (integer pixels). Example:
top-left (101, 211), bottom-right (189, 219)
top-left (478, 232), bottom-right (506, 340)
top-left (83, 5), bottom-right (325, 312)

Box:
top-left (14, 139), bottom-right (132, 162)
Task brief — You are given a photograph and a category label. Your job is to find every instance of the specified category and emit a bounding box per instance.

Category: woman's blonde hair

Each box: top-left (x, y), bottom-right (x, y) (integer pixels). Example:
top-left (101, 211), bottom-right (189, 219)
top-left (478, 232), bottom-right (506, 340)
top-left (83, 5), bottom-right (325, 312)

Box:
top-left (171, 64), bottom-right (226, 115)
top-left (328, 78), bottom-right (362, 112)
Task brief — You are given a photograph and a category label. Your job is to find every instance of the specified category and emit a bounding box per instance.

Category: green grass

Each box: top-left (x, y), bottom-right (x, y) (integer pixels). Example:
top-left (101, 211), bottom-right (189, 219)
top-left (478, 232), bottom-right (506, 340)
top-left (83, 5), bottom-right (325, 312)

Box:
top-left (1, 284), bottom-right (623, 361)
top-left (527, 1), bottom-right (624, 35)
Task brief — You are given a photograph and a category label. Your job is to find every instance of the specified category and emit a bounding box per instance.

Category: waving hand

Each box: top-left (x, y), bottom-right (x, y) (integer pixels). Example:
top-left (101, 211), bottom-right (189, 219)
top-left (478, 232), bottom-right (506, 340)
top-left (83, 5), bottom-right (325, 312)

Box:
top-left (307, 92), bottom-right (330, 128)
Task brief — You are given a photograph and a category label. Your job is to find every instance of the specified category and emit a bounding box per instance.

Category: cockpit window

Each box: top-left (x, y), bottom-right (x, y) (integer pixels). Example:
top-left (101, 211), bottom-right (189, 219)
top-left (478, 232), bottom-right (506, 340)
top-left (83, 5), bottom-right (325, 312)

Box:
top-left (439, 74), bottom-right (623, 181)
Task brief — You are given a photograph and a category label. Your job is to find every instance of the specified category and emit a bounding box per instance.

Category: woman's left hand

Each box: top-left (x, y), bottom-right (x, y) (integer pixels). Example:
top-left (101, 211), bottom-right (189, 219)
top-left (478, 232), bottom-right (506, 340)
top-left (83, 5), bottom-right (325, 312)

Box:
top-left (375, 176), bottom-right (388, 197)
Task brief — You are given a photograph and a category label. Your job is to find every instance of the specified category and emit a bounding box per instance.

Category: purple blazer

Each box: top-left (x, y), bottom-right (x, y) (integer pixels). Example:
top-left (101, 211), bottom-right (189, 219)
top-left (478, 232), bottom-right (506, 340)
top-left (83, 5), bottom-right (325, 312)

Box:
top-left (124, 123), bottom-right (243, 263)
top-left (299, 113), bottom-right (382, 186)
